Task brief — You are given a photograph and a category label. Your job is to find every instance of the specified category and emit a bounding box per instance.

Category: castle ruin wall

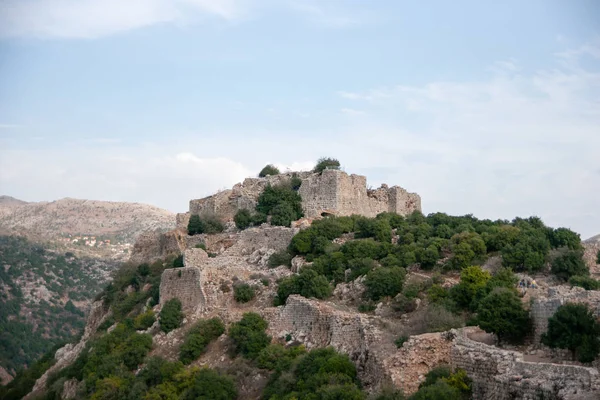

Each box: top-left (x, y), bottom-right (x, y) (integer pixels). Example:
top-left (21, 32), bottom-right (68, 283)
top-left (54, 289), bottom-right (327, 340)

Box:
top-left (159, 267), bottom-right (206, 313)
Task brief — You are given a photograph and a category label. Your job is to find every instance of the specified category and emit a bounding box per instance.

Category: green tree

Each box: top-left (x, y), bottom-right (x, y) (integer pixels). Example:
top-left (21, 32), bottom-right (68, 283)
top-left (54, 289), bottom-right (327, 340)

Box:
top-left (183, 368), bottom-right (238, 400)
top-left (549, 227), bottom-right (582, 250)
top-left (179, 318), bottom-right (225, 364)
top-left (501, 230), bottom-right (550, 272)
top-left (275, 268), bottom-right (332, 305)
top-left (597, 249), bottom-right (600, 264)
top-left (313, 157), bottom-right (341, 173)
top-left (234, 209), bottom-right (252, 230)
top-left (541, 303), bottom-right (600, 362)
top-left (450, 266), bottom-right (491, 310)
top-left (409, 381), bottom-right (461, 400)
top-left (270, 202), bottom-right (298, 227)
top-left (259, 164), bottom-right (280, 177)
top-left (569, 275), bottom-right (600, 290)
top-left (233, 283), bottom-right (256, 303)
top-left (160, 299), bottom-right (183, 333)
top-left (476, 288), bottom-right (531, 344)
top-left (364, 267), bottom-right (406, 301)
top-left (173, 255), bottom-right (184, 268)
top-left (228, 312), bottom-right (271, 359)
top-left (551, 249), bottom-right (588, 281)
top-left (187, 215), bottom-right (202, 236)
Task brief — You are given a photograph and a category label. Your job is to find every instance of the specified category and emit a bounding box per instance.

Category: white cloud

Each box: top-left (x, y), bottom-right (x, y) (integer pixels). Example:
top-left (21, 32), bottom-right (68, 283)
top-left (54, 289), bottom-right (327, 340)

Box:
top-left (340, 108), bottom-right (366, 116)
top-left (336, 41), bottom-right (600, 238)
top-left (0, 144), bottom-right (252, 212)
top-left (0, 0), bottom-right (251, 39)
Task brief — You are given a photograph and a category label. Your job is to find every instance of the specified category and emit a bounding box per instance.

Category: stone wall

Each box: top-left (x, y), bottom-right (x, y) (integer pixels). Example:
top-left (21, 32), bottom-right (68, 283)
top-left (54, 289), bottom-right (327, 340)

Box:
top-left (265, 295), bottom-right (388, 388)
top-left (451, 329), bottom-right (600, 399)
top-left (186, 170), bottom-right (421, 222)
top-left (159, 267), bottom-right (206, 313)
top-left (223, 226), bottom-right (297, 256)
top-left (298, 170), bottom-right (421, 218)
top-left (583, 240), bottom-right (600, 276)
top-left (530, 286), bottom-right (600, 342)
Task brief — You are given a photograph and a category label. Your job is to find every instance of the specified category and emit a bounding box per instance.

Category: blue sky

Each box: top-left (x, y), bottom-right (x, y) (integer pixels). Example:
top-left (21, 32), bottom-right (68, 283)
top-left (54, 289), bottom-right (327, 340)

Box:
top-left (0, 0), bottom-right (599, 238)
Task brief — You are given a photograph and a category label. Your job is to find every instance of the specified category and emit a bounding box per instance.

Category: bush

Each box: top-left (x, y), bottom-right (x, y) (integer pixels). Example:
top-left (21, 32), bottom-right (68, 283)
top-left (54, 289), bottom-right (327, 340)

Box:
top-left (160, 298), bottom-right (184, 333)
top-left (419, 365), bottom-right (451, 389)
top-left (179, 318), bottom-right (225, 364)
top-left (256, 344), bottom-right (306, 372)
top-left (410, 380), bottom-right (461, 399)
top-left (395, 335), bottom-right (409, 348)
top-left (228, 312), bottom-right (271, 359)
top-left (234, 209), bottom-right (252, 230)
top-left (313, 157), bottom-right (341, 173)
top-left (268, 250), bottom-right (293, 268)
top-left (570, 275), bottom-right (600, 290)
top-left (233, 283), bottom-right (256, 303)
top-left (188, 214), bottom-right (225, 235)
top-left (365, 267), bottom-right (406, 301)
top-left (274, 268), bottom-right (332, 305)
top-left (270, 202), bottom-right (298, 227)
top-left (550, 248), bottom-right (588, 281)
top-left (412, 367), bottom-right (471, 400)
top-left (256, 184), bottom-right (303, 218)
top-left (449, 266), bottom-right (491, 310)
top-left (173, 254), bottom-right (184, 268)
top-left (183, 367), bottom-right (238, 400)
top-left (501, 229), bottom-right (550, 272)
top-left (549, 227), bottom-right (582, 250)
top-left (542, 303), bottom-right (600, 362)
top-left (134, 310), bottom-right (155, 330)
top-left (476, 288), bottom-right (531, 344)
top-left (259, 164), bottom-right (280, 177)
top-left (597, 250), bottom-right (600, 264)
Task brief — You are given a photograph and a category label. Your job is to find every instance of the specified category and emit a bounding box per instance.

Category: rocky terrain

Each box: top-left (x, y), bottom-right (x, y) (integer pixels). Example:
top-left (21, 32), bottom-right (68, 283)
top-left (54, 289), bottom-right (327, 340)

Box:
top-left (0, 197), bottom-right (176, 385)
top-left (0, 197), bottom-right (175, 244)
top-left (4, 166), bottom-right (600, 400)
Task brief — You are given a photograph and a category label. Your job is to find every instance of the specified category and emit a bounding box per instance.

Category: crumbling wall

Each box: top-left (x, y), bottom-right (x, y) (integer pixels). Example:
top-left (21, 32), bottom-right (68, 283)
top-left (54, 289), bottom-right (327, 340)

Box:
top-left (266, 295), bottom-right (388, 387)
top-left (451, 329), bottom-right (600, 399)
top-left (189, 173), bottom-right (311, 221)
top-left (223, 226), bottom-right (297, 256)
top-left (298, 170), bottom-right (421, 218)
top-left (159, 267), bottom-right (205, 313)
top-left (583, 240), bottom-right (600, 276)
top-left (530, 286), bottom-right (600, 342)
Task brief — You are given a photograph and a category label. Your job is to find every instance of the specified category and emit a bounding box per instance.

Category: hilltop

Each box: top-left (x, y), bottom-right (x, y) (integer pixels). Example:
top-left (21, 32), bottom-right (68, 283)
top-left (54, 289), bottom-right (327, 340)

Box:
top-left (5, 161), bottom-right (600, 400)
top-left (0, 197), bottom-right (175, 243)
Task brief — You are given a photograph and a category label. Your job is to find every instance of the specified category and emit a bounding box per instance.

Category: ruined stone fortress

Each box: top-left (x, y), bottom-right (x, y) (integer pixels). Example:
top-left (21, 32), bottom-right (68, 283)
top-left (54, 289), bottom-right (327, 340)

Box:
top-left (27, 169), bottom-right (600, 399)
top-left (176, 169), bottom-right (421, 229)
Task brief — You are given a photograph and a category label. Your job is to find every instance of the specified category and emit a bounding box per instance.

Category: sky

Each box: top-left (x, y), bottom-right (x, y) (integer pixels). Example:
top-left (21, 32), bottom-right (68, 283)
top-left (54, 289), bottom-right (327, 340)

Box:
top-left (0, 0), bottom-right (599, 239)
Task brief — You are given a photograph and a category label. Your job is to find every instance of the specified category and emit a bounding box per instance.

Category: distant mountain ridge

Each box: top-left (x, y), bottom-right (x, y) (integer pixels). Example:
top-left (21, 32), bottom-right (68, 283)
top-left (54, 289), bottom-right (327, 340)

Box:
top-left (585, 234), bottom-right (600, 244)
top-left (0, 196), bottom-right (175, 242)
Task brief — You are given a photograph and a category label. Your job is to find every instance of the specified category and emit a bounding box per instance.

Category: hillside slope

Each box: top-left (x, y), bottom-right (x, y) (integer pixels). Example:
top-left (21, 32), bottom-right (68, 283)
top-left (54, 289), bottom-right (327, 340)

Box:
top-left (0, 197), bottom-right (175, 242)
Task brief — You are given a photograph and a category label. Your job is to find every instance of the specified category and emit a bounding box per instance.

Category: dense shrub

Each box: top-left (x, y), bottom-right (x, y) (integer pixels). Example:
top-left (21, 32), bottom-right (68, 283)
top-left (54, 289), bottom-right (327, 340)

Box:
top-left (476, 288), bottom-right (531, 344)
top-left (394, 335), bottom-right (409, 348)
top-left (234, 209), bottom-right (252, 230)
top-left (134, 310), bottom-right (156, 330)
top-left (173, 254), bottom-right (184, 268)
top-left (160, 298), bottom-right (184, 333)
top-left (364, 267), bottom-right (406, 301)
top-left (570, 275), bottom-right (600, 290)
top-left (313, 157), bottom-right (341, 173)
top-left (501, 229), bottom-right (550, 272)
top-left (259, 164), bottom-right (280, 177)
top-left (233, 283), bottom-right (256, 303)
top-left (548, 227), bottom-right (582, 250)
top-left (188, 214), bottom-right (225, 235)
top-left (550, 248), bottom-right (588, 281)
top-left (264, 347), bottom-right (362, 400)
top-left (423, 305), bottom-right (464, 332)
top-left (183, 367), bottom-right (238, 400)
top-left (180, 318), bottom-right (225, 364)
top-left (412, 367), bottom-right (471, 399)
top-left (270, 202), bottom-right (297, 227)
top-left (256, 343), bottom-right (306, 372)
top-left (228, 312), bottom-right (271, 359)
top-left (256, 183), bottom-right (303, 226)
top-left (274, 268), bottom-right (332, 305)
top-left (597, 250), bottom-right (600, 264)
top-left (450, 266), bottom-right (491, 310)
top-left (268, 250), bottom-right (293, 268)
top-left (542, 303), bottom-right (600, 362)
